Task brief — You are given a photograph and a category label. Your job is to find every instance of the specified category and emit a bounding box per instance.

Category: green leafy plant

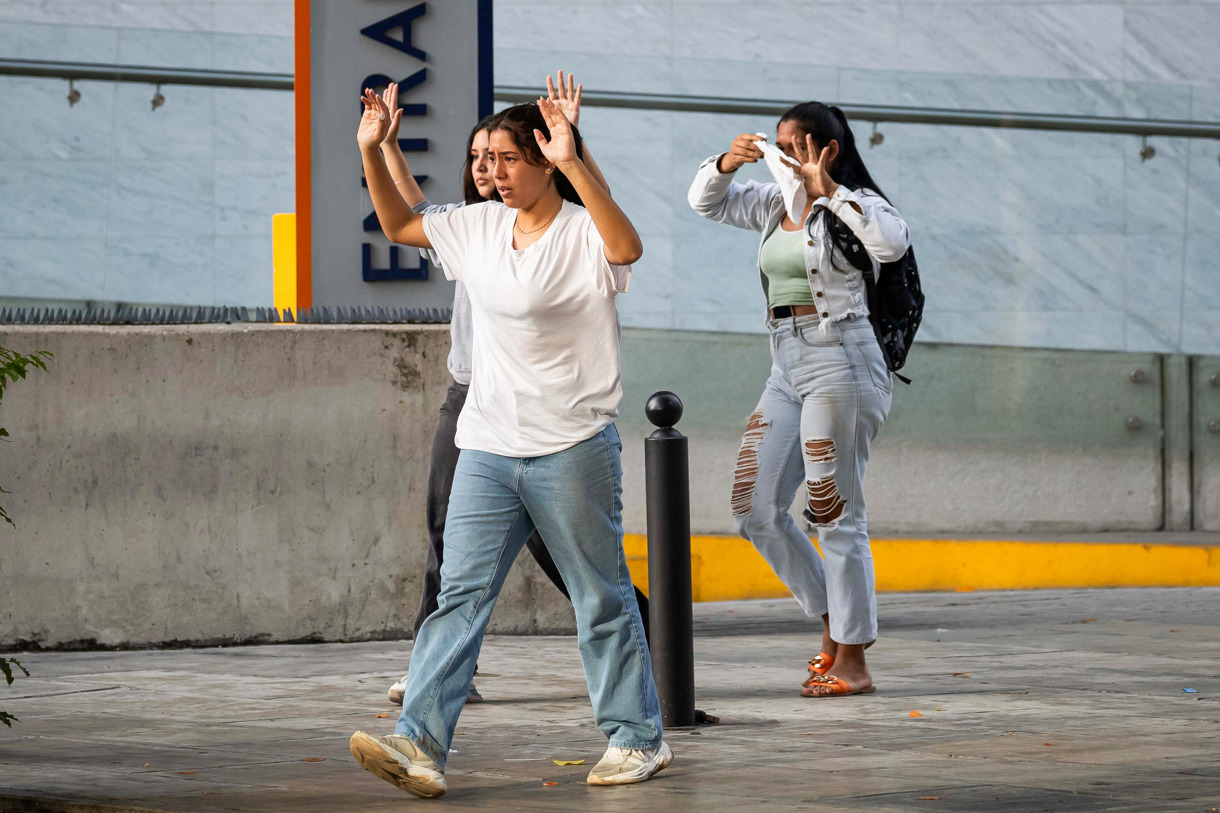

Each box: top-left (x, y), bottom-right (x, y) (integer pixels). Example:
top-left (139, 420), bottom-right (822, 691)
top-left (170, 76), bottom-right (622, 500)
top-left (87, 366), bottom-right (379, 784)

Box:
top-left (1, 344), bottom-right (51, 726)
top-left (1, 659), bottom-right (30, 727)
top-left (0, 347), bottom-right (52, 527)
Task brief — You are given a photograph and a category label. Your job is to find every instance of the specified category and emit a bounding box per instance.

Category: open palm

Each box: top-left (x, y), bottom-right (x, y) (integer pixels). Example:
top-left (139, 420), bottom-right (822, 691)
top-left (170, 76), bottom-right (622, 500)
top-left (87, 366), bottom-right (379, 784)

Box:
top-left (357, 89), bottom-right (389, 149)
top-left (791, 133), bottom-right (839, 199)
top-left (546, 70), bottom-right (582, 127)
top-left (379, 83), bottom-right (403, 146)
top-left (535, 98), bottom-right (578, 166)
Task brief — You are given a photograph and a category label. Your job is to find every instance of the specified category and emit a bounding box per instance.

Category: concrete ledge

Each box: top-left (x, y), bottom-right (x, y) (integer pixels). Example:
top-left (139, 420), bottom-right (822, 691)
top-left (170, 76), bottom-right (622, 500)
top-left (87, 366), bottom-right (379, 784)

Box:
top-left (623, 533), bottom-right (1220, 600)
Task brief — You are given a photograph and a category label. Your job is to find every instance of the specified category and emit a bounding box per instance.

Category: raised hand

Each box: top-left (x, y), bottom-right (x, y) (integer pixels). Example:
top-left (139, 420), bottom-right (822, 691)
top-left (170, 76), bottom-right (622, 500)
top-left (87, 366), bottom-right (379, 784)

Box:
top-left (379, 83), bottom-right (403, 148)
top-left (534, 97), bottom-right (580, 167)
top-left (357, 88), bottom-right (390, 149)
top-left (546, 70), bottom-right (582, 127)
top-left (791, 133), bottom-right (840, 199)
top-left (718, 133), bottom-right (764, 173)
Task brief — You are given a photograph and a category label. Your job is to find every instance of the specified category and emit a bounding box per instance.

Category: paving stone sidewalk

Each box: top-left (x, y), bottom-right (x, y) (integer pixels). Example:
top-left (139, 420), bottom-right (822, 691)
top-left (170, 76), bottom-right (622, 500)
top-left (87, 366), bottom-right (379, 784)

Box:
top-left (2, 588), bottom-right (1218, 812)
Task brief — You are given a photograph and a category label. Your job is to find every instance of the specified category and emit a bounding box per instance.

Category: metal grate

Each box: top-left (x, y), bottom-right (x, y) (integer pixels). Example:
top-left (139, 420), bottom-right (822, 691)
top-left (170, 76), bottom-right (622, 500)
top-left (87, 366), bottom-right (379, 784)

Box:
top-left (0, 306), bottom-right (452, 326)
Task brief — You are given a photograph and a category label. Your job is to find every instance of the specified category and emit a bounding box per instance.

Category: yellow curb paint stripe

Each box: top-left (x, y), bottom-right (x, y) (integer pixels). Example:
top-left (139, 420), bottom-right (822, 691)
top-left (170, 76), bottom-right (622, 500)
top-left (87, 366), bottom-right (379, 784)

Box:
top-left (622, 534), bottom-right (1220, 601)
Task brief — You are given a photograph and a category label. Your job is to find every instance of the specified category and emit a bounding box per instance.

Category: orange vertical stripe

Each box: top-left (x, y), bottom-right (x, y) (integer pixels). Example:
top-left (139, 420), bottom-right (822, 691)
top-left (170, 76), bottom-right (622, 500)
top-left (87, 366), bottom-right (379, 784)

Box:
top-left (293, 0), bottom-right (312, 308)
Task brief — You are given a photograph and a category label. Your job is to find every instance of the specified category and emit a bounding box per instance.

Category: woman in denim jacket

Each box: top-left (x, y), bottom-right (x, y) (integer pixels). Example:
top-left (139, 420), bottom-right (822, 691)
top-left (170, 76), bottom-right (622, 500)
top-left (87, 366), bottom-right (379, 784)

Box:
top-left (688, 102), bottom-right (909, 698)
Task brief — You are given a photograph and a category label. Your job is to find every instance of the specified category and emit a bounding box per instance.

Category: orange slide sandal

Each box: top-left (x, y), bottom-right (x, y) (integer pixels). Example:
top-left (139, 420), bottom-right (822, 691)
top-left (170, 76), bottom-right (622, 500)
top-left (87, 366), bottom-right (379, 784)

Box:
top-left (801, 674), bottom-right (877, 698)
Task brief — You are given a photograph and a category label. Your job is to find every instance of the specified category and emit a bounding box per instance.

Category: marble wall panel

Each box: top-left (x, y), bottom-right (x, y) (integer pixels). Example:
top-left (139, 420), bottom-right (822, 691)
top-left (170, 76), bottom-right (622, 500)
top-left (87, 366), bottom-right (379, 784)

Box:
top-left (0, 1), bottom-right (122, 27)
top-left (1181, 311), bottom-right (1220, 356)
top-left (916, 309), bottom-right (1125, 349)
top-left (1186, 138), bottom-right (1220, 235)
top-left (213, 159), bottom-right (293, 237)
top-left (1188, 307), bottom-right (1220, 367)
top-left (1125, 311), bottom-right (1182, 353)
top-left (111, 82), bottom-right (213, 159)
top-left (212, 1), bottom-right (293, 37)
top-left (1124, 138), bottom-right (1190, 235)
top-left (998, 156), bottom-right (1126, 235)
top-left (616, 234), bottom-right (674, 329)
top-left (108, 159), bottom-right (213, 237)
top-left (671, 3), bottom-right (903, 72)
top-left (212, 87), bottom-right (294, 160)
top-left (494, 1), bottom-right (673, 59)
top-left (213, 32), bottom-right (292, 73)
top-left (116, 26), bottom-right (214, 69)
top-left (111, 0), bottom-right (213, 32)
top-left (921, 232), bottom-right (1126, 312)
top-left (900, 156), bottom-right (1004, 235)
top-left (492, 51), bottom-right (675, 97)
top-left (213, 235), bottom-right (272, 305)
top-left (0, 21), bottom-right (118, 61)
top-left (896, 3), bottom-right (1124, 81)
top-left (1183, 233), bottom-right (1220, 311)
top-left (0, 237), bottom-right (107, 300)
top-left (1126, 234), bottom-right (1186, 315)
top-left (1124, 3), bottom-right (1220, 84)
top-left (577, 108), bottom-right (675, 234)
top-left (672, 219), bottom-right (770, 316)
top-left (0, 159), bottom-right (111, 238)
top-left (668, 58), bottom-right (840, 102)
top-left (0, 76), bottom-right (115, 161)
top-left (104, 234), bottom-right (213, 303)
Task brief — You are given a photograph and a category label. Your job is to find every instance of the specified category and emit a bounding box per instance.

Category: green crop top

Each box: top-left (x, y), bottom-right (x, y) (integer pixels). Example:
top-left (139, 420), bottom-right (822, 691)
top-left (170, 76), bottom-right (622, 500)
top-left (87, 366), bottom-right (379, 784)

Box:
top-left (760, 226), bottom-right (814, 308)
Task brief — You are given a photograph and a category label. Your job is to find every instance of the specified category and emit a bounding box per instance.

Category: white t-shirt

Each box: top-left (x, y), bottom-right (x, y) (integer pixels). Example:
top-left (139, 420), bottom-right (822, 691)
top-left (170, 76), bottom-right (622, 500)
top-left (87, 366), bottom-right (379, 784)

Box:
top-left (422, 200), bottom-right (632, 457)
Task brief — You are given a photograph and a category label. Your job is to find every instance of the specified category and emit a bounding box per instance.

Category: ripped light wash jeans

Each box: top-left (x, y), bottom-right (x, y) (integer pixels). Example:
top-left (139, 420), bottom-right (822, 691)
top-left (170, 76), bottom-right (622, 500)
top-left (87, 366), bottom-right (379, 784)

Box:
top-left (395, 424), bottom-right (662, 769)
top-left (731, 314), bottom-right (892, 645)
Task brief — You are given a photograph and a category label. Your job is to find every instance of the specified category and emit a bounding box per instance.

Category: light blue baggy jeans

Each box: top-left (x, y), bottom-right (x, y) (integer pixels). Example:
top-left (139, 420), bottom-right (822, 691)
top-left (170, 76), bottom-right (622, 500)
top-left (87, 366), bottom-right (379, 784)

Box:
top-left (395, 424), bottom-right (662, 768)
top-left (731, 314), bottom-right (893, 645)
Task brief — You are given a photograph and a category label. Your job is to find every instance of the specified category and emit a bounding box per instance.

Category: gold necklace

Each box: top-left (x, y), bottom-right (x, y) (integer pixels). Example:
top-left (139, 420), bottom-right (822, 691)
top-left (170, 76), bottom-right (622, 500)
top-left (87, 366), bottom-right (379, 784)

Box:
top-left (514, 203), bottom-right (562, 235)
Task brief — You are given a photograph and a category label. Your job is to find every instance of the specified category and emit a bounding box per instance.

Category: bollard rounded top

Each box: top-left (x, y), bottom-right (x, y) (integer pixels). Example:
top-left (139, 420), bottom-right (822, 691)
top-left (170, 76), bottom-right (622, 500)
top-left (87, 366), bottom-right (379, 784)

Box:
top-left (646, 391), bottom-right (684, 428)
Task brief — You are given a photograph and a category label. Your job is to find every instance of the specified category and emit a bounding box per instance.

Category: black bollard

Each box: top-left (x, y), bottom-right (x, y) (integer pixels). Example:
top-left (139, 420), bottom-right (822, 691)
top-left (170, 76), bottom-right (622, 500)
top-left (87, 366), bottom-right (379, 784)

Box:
top-left (644, 391), bottom-right (696, 728)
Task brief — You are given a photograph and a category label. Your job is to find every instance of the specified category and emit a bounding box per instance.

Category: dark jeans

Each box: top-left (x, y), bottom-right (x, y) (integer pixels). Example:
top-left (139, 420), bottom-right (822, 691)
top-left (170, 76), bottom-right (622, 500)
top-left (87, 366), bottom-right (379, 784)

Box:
top-left (413, 381), bottom-right (650, 640)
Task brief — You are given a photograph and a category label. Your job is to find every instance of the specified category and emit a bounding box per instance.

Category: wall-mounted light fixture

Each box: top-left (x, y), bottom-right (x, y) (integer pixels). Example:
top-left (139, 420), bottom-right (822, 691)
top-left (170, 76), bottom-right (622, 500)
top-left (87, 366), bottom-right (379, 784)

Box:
top-left (151, 83), bottom-right (165, 111)
top-left (66, 78), bottom-right (80, 107)
top-left (1139, 135), bottom-right (1155, 162)
top-left (869, 121), bottom-right (884, 148)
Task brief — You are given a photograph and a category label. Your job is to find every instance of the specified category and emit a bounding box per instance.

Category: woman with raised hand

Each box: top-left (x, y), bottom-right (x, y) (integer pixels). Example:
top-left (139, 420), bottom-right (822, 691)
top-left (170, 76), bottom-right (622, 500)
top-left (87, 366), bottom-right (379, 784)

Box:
top-left (349, 90), bottom-right (670, 798)
top-left (375, 73), bottom-right (652, 710)
top-left (688, 102), bottom-right (909, 699)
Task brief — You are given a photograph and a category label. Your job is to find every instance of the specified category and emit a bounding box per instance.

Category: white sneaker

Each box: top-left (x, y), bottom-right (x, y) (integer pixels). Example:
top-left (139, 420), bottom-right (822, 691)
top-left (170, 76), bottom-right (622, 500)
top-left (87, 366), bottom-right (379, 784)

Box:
top-left (349, 730), bottom-right (446, 799)
top-left (387, 675), bottom-right (483, 705)
top-left (586, 741), bottom-right (673, 786)
top-left (387, 674), bottom-right (408, 705)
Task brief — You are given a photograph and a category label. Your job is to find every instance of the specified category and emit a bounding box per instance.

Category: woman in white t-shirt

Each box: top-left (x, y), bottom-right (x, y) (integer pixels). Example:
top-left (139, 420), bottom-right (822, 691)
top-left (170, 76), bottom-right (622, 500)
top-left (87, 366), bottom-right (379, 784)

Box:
top-left (371, 74), bottom-right (652, 709)
top-left (348, 95), bottom-right (670, 798)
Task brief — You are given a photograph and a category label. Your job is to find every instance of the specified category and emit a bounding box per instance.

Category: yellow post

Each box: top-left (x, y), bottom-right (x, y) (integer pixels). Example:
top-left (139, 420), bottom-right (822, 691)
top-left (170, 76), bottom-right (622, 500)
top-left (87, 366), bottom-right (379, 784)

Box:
top-left (272, 213), bottom-right (298, 314)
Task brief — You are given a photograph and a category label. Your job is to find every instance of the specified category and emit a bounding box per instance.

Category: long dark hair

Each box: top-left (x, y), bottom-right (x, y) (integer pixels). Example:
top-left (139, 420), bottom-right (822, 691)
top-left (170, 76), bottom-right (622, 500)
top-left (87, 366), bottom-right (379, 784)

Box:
top-left (779, 102), bottom-right (888, 203)
top-left (781, 102), bottom-right (892, 273)
top-left (491, 103), bottom-right (585, 206)
top-left (461, 114), bottom-right (502, 205)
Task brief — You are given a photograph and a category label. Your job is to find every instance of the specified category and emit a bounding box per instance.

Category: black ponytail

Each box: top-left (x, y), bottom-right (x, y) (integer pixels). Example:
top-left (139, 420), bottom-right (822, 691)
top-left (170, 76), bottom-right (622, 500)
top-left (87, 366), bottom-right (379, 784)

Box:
top-left (779, 102), bottom-right (889, 203)
top-left (780, 101), bottom-right (888, 273)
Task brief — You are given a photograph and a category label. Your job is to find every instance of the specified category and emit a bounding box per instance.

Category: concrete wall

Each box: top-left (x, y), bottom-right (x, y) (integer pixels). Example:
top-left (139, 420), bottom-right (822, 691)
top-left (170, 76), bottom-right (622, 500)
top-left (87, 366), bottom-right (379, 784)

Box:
top-left (0, 325), bottom-right (576, 649)
top-left (2, 324), bottom-right (1216, 649)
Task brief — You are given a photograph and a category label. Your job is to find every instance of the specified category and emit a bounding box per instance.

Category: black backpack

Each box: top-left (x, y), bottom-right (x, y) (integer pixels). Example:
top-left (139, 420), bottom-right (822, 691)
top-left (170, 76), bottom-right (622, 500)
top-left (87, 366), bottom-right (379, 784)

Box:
top-left (822, 210), bottom-right (924, 385)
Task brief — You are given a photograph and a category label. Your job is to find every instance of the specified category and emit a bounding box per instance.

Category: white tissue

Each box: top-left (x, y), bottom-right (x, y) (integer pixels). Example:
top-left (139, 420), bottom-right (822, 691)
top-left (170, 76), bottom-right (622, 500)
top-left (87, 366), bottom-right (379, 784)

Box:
top-left (755, 132), bottom-right (807, 225)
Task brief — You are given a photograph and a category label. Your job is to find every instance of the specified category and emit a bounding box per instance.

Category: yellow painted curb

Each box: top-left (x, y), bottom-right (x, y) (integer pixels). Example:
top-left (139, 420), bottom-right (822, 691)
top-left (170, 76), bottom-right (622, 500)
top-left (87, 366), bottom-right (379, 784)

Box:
top-left (623, 534), bottom-right (1220, 601)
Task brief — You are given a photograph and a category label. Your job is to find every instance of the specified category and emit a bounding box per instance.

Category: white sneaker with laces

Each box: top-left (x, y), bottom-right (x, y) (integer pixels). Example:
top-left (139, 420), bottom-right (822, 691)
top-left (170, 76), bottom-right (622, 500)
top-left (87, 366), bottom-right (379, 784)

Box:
top-left (387, 674), bottom-right (408, 705)
top-left (387, 674), bottom-right (482, 705)
top-left (349, 730), bottom-right (446, 799)
top-left (586, 741), bottom-right (673, 786)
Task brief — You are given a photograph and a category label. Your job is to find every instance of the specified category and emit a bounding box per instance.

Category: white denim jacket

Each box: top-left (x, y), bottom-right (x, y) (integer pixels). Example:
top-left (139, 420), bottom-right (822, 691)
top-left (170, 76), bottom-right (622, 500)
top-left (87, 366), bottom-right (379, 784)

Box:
top-left (687, 155), bottom-right (910, 336)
